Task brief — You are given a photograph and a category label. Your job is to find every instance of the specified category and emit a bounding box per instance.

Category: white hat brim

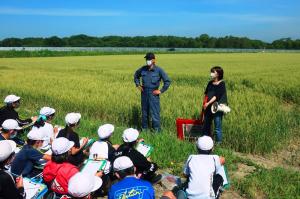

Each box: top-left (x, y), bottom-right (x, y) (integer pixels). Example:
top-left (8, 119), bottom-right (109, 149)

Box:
top-left (67, 141), bottom-right (75, 152)
top-left (91, 176), bottom-right (103, 192)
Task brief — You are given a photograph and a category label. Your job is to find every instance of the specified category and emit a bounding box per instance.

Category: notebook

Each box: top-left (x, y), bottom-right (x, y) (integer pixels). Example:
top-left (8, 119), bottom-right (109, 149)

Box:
top-left (81, 159), bottom-right (107, 175)
top-left (24, 178), bottom-right (48, 199)
top-left (136, 142), bottom-right (153, 157)
top-left (218, 166), bottom-right (230, 189)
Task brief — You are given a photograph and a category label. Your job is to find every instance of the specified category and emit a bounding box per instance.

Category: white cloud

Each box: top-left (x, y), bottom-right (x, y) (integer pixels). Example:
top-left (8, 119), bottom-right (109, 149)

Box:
top-left (0, 6), bottom-right (295, 24)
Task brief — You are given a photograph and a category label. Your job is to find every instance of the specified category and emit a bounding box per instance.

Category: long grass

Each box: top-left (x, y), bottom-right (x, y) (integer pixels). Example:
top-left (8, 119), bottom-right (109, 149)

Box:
top-left (0, 53), bottom-right (299, 155)
top-left (1, 53), bottom-right (299, 198)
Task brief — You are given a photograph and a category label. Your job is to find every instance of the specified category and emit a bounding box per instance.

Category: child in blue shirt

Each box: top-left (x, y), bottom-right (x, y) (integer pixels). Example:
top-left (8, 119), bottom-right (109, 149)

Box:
top-left (109, 156), bottom-right (155, 199)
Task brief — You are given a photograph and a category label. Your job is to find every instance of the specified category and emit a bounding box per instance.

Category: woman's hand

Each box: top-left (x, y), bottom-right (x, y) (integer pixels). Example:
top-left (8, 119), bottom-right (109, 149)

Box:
top-left (203, 102), bottom-right (209, 110)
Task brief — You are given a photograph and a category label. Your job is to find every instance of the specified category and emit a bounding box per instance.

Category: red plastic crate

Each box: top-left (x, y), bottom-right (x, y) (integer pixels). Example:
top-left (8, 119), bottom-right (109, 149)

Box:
top-left (176, 118), bottom-right (203, 141)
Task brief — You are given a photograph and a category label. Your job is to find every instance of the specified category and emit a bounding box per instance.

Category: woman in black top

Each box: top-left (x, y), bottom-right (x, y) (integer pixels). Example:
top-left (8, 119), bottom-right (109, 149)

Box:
top-left (57, 113), bottom-right (88, 166)
top-left (203, 66), bottom-right (228, 143)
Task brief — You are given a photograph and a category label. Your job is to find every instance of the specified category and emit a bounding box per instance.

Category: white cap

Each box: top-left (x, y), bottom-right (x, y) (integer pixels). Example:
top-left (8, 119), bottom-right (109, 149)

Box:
top-left (0, 140), bottom-right (16, 162)
top-left (197, 136), bottom-right (214, 150)
top-left (40, 107), bottom-right (55, 116)
top-left (27, 129), bottom-right (47, 141)
top-left (51, 137), bottom-right (74, 155)
top-left (68, 172), bottom-right (103, 198)
top-left (122, 128), bottom-right (139, 143)
top-left (97, 124), bottom-right (114, 140)
top-left (4, 95), bottom-right (20, 104)
top-left (89, 142), bottom-right (108, 159)
top-left (2, 119), bottom-right (21, 130)
top-left (113, 156), bottom-right (134, 171)
top-left (65, 113), bottom-right (81, 125)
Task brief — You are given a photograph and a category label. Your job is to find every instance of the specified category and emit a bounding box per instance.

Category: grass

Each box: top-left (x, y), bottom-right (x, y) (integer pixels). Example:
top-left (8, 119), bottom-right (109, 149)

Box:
top-left (0, 53), bottom-right (299, 198)
top-left (237, 167), bottom-right (300, 199)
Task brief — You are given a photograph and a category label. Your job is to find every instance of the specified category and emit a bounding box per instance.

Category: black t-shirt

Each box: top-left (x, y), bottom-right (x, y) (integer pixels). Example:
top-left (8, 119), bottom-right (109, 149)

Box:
top-left (205, 80), bottom-right (228, 104)
top-left (57, 127), bottom-right (84, 166)
top-left (115, 144), bottom-right (156, 175)
top-left (0, 106), bottom-right (32, 126)
top-left (0, 169), bottom-right (25, 199)
top-left (105, 140), bottom-right (116, 162)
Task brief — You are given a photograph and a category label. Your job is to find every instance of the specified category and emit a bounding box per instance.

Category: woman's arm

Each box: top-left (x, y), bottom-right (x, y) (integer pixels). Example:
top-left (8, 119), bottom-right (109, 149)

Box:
top-left (204, 96), bottom-right (216, 109)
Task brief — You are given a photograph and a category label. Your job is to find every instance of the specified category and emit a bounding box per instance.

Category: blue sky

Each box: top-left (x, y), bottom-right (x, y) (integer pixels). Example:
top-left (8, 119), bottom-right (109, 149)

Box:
top-left (0, 0), bottom-right (299, 42)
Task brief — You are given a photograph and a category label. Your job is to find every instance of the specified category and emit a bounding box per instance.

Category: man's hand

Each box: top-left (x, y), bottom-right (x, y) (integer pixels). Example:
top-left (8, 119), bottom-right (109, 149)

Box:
top-left (137, 86), bottom-right (143, 92)
top-left (152, 90), bottom-right (161, 95)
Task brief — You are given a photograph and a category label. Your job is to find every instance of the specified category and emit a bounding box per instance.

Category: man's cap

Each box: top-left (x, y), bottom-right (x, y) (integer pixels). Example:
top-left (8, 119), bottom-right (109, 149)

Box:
top-left (68, 172), bottom-right (103, 198)
top-left (144, 52), bottom-right (155, 60)
top-left (0, 140), bottom-right (16, 162)
top-left (197, 136), bottom-right (214, 150)
top-left (122, 128), bottom-right (139, 143)
top-left (27, 129), bottom-right (47, 141)
top-left (40, 107), bottom-right (56, 116)
top-left (89, 141), bottom-right (108, 159)
top-left (65, 113), bottom-right (81, 125)
top-left (97, 124), bottom-right (114, 140)
top-left (4, 95), bottom-right (20, 104)
top-left (51, 137), bottom-right (74, 155)
top-left (2, 119), bottom-right (21, 130)
top-left (113, 156), bottom-right (134, 171)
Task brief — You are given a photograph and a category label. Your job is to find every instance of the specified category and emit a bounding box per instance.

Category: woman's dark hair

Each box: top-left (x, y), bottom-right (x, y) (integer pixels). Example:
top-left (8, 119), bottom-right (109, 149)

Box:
top-left (115, 166), bottom-right (135, 179)
top-left (27, 139), bottom-right (39, 146)
top-left (65, 124), bottom-right (76, 140)
top-left (211, 66), bottom-right (224, 80)
top-left (51, 152), bottom-right (68, 163)
top-left (197, 148), bottom-right (212, 155)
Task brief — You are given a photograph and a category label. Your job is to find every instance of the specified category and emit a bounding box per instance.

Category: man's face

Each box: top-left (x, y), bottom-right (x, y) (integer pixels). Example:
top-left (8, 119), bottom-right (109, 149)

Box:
top-left (146, 59), bottom-right (153, 67)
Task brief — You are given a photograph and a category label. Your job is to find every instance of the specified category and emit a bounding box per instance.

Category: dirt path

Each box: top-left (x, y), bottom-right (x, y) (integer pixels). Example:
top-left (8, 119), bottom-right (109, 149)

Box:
top-left (233, 137), bottom-right (300, 172)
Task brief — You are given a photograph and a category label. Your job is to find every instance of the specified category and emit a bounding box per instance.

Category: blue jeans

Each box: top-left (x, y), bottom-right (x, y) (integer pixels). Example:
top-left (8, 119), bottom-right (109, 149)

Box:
top-left (141, 89), bottom-right (161, 132)
top-left (214, 112), bottom-right (223, 142)
top-left (203, 110), bottom-right (223, 143)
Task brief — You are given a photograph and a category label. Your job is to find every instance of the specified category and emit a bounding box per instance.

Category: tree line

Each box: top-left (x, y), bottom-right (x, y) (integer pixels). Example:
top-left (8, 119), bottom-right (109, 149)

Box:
top-left (0, 34), bottom-right (299, 49)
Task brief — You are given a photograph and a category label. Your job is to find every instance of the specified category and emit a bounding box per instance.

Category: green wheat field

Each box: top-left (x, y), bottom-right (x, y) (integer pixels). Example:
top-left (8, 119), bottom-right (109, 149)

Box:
top-left (0, 53), bottom-right (299, 198)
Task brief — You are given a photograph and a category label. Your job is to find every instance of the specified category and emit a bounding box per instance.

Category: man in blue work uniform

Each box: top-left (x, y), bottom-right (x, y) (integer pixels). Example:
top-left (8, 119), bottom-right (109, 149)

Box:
top-left (134, 52), bottom-right (171, 132)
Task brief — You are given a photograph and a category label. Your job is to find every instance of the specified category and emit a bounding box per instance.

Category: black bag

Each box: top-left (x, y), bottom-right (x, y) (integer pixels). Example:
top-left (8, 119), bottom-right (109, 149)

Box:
top-left (212, 158), bottom-right (224, 199)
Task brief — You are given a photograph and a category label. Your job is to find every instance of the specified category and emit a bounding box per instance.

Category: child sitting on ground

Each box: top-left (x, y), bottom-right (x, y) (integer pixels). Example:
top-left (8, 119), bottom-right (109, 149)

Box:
top-left (11, 129), bottom-right (51, 177)
top-left (32, 107), bottom-right (56, 151)
top-left (180, 136), bottom-right (225, 199)
top-left (89, 124), bottom-right (118, 163)
top-left (115, 128), bottom-right (161, 184)
top-left (108, 156), bottom-right (155, 199)
top-left (43, 137), bottom-right (79, 197)
top-left (57, 113), bottom-right (88, 166)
